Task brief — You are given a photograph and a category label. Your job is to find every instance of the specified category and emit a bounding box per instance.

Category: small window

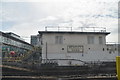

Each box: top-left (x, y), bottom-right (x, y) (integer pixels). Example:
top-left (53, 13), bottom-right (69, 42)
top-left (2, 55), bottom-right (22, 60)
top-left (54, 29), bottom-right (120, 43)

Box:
top-left (99, 36), bottom-right (103, 44)
top-left (55, 36), bottom-right (63, 44)
top-left (87, 36), bottom-right (94, 44)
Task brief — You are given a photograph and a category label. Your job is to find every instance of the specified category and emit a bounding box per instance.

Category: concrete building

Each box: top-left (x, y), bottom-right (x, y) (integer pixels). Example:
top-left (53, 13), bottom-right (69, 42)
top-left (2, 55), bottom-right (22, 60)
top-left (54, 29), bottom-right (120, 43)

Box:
top-left (0, 31), bottom-right (33, 58)
top-left (30, 35), bottom-right (41, 46)
top-left (38, 27), bottom-right (118, 66)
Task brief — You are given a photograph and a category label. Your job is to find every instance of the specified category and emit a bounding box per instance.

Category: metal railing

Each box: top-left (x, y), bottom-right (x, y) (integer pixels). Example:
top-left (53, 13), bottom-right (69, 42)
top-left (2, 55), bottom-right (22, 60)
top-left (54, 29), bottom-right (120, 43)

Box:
top-left (45, 26), bottom-right (107, 32)
top-left (106, 42), bottom-right (120, 44)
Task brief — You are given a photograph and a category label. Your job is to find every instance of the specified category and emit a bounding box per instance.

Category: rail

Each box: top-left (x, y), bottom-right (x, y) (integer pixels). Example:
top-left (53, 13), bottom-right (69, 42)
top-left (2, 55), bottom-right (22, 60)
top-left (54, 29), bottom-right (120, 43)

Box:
top-left (106, 42), bottom-right (120, 44)
top-left (1, 75), bottom-right (117, 80)
top-left (42, 58), bottom-right (87, 64)
top-left (45, 26), bottom-right (106, 32)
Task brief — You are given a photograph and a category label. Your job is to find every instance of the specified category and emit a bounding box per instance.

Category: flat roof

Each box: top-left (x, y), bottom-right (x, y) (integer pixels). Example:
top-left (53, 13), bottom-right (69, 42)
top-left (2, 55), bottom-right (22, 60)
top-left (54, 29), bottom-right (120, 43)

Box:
top-left (6, 32), bottom-right (20, 37)
top-left (0, 31), bottom-right (33, 46)
top-left (38, 31), bottom-right (110, 35)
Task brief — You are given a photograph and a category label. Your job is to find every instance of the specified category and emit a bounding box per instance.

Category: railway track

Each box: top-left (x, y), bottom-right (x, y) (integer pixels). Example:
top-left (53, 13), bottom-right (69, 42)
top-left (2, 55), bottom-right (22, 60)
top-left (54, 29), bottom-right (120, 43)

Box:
top-left (1, 62), bottom-right (117, 80)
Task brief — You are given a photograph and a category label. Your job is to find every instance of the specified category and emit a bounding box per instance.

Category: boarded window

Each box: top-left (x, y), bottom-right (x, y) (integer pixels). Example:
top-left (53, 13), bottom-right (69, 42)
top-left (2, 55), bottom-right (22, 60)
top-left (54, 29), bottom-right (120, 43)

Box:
top-left (55, 36), bottom-right (63, 44)
top-left (99, 36), bottom-right (103, 44)
top-left (87, 36), bottom-right (94, 44)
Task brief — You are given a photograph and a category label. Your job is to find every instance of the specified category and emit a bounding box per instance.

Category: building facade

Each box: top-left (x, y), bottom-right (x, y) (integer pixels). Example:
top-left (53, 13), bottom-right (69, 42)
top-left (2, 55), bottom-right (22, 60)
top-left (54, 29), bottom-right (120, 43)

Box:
top-left (31, 35), bottom-right (40, 46)
top-left (0, 31), bottom-right (33, 58)
top-left (38, 27), bottom-right (118, 65)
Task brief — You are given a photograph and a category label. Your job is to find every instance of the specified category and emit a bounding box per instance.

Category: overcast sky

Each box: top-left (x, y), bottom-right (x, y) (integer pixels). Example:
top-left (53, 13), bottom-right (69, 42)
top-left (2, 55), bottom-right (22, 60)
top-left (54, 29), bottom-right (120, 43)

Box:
top-left (0, 0), bottom-right (119, 43)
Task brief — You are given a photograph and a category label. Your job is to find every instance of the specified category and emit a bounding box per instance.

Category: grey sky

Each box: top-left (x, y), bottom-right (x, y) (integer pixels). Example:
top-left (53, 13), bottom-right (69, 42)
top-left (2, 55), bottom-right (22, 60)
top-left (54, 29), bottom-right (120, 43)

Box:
top-left (1, 0), bottom-right (119, 43)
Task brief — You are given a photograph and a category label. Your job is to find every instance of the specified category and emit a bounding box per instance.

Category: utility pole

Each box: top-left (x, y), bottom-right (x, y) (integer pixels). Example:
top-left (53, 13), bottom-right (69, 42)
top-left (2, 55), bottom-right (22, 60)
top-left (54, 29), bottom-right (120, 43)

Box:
top-left (46, 42), bottom-right (48, 60)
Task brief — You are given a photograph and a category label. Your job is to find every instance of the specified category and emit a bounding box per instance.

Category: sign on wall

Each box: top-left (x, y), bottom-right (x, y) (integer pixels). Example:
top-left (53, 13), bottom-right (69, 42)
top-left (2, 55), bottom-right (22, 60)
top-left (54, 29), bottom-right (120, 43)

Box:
top-left (67, 45), bottom-right (84, 53)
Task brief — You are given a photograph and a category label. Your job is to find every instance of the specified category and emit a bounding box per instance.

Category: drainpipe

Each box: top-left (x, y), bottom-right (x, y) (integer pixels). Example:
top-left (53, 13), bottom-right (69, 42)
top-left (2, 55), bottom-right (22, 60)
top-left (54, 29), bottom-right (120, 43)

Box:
top-left (46, 42), bottom-right (48, 60)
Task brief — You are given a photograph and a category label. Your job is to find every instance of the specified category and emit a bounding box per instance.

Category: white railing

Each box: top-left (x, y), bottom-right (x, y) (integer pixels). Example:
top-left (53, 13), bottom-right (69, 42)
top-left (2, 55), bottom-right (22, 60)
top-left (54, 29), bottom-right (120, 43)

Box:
top-left (45, 26), bottom-right (106, 32)
top-left (106, 42), bottom-right (120, 44)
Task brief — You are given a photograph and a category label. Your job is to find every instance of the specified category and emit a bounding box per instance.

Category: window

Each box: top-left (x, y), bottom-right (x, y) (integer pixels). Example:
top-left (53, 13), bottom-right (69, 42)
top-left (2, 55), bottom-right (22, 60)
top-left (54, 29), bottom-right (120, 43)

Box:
top-left (87, 36), bottom-right (94, 44)
top-left (99, 36), bottom-right (103, 44)
top-left (55, 36), bottom-right (63, 44)
top-left (67, 45), bottom-right (84, 53)
top-left (2, 37), bottom-right (4, 43)
top-left (0, 36), bottom-right (1, 42)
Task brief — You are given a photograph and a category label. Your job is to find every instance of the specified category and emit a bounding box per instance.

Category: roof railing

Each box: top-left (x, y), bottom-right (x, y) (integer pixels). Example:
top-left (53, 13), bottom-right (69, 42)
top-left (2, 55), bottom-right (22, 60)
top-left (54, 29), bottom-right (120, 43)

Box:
top-left (45, 26), bottom-right (106, 32)
top-left (106, 42), bottom-right (120, 44)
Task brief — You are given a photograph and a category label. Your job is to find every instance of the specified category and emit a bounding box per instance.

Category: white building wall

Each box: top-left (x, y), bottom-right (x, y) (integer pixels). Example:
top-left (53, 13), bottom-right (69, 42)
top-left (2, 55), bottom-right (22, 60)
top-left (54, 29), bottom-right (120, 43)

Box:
top-left (40, 32), bottom-right (118, 65)
top-left (42, 33), bottom-right (106, 54)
